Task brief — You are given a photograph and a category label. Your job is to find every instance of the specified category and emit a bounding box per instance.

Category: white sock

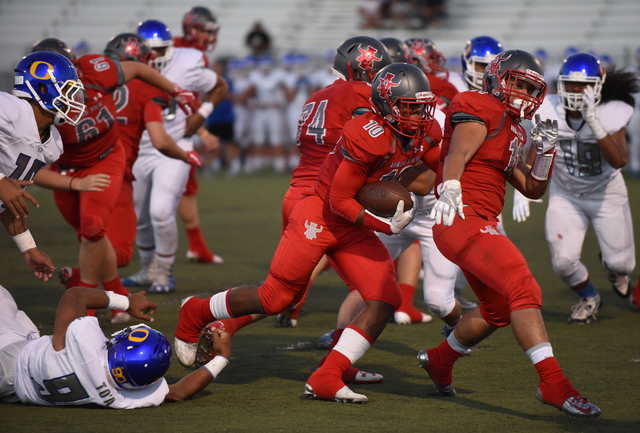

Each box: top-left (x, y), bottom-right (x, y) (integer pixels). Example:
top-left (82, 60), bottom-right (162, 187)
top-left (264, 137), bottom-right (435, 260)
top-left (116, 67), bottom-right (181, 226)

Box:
top-left (333, 327), bottom-right (371, 364)
top-left (209, 290), bottom-right (233, 320)
top-left (447, 331), bottom-right (471, 354)
top-left (526, 342), bottom-right (554, 365)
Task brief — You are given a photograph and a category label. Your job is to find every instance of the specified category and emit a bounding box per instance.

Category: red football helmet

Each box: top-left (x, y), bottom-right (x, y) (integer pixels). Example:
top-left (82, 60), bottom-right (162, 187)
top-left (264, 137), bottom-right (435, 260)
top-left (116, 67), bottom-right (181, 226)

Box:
top-left (182, 6), bottom-right (220, 52)
top-left (405, 38), bottom-right (448, 79)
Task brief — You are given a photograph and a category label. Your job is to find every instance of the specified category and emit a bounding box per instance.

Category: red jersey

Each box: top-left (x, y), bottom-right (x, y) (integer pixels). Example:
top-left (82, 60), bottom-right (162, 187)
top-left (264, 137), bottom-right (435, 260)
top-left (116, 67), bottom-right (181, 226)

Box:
top-left (173, 37), bottom-right (209, 67)
top-left (114, 79), bottom-right (169, 177)
top-left (315, 111), bottom-right (442, 234)
top-left (436, 91), bottom-right (527, 219)
top-left (427, 73), bottom-right (459, 110)
top-left (57, 55), bottom-right (124, 167)
top-left (292, 79), bottom-right (372, 188)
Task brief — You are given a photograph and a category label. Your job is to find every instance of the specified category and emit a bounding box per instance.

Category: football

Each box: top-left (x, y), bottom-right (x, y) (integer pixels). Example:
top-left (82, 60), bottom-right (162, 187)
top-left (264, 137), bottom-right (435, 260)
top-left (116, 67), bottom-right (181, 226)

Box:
top-left (356, 180), bottom-right (413, 218)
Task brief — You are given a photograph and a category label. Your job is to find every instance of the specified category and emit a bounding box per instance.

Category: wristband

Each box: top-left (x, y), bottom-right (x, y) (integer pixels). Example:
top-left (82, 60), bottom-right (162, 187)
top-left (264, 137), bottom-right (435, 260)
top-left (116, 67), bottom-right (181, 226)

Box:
top-left (202, 355), bottom-right (229, 379)
top-left (0, 173), bottom-right (5, 181)
top-left (530, 152), bottom-right (555, 181)
top-left (587, 119), bottom-right (607, 140)
top-left (69, 177), bottom-right (76, 191)
top-left (106, 291), bottom-right (130, 311)
top-left (197, 102), bottom-right (214, 118)
top-left (13, 230), bottom-right (37, 253)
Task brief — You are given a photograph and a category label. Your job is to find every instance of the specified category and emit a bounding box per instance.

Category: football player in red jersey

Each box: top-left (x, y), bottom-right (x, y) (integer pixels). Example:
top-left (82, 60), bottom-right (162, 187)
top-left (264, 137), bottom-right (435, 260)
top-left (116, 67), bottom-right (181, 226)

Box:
top-left (406, 38), bottom-right (459, 111)
top-left (423, 50), bottom-right (601, 417)
top-left (32, 38), bottom-right (197, 324)
top-left (189, 37), bottom-right (392, 386)
top-left (175, 63), bottom-right (442, 403)
top-left (173, 5), bottom-right (225, 265)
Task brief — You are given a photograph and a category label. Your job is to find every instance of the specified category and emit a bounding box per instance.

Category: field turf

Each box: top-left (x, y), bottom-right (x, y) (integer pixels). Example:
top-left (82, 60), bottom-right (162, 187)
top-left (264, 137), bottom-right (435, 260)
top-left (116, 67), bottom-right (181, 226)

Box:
top-left (1, 172), bottom-right (639, 432)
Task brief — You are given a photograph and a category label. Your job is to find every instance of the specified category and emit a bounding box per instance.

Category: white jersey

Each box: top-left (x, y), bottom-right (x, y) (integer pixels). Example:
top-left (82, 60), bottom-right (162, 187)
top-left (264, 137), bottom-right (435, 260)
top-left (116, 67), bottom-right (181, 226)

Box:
top-left (0, 92), bottom-right (63, 211)
top-left (310, 68), bottom-right (338, 91)
top-left (138, 47), bottom-right (218, 157)
top-left (13, 317), bottom-right (169, 409)
top-left (537, 94), bottom-right (634, 195)
top-left (447, 71), bottom-right (469, 93)
top-left (249, 68), bottom-right (287, 107)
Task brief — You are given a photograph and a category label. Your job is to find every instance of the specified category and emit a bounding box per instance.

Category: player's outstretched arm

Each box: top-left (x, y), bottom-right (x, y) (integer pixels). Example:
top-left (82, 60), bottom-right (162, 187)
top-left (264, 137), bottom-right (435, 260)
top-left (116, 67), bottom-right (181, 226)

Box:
top-left (0, 175), bottom-right (38, 218)
top-left (33, 167), bottom-right (110, 192)
top-left (184, 75), bottom-right (229, 136)
top-left (52, 289), bottom-right (157, 351)
top-left (165, 329), bottom-right (231, 402)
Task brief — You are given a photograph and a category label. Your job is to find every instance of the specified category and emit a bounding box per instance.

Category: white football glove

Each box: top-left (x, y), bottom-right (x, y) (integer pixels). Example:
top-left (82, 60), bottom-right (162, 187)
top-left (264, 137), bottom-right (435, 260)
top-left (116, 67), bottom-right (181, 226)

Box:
top-left (530, 114), bottom-right (558, 155)
top-left (390, 193), bottom-right (417, 235)
top-left (512, 189), bottom-right (543, 223)
top-left (580, 86), bottom-right (607, 140)
top-left (430, 180), bottom-right (465, 226)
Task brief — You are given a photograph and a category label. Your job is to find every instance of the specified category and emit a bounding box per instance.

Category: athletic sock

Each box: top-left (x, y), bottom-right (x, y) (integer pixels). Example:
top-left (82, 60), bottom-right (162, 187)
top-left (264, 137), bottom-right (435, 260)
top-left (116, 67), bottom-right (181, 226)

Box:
top-left (175, 296), bottom-right (216, 343)
top-left (425, 334), bottom-right (466, 385)
top-left (396, 283), bottom-right (425, 322)
top-left (535, 357), bottom-right (578, 408)
top-left (306, 350), bottom-right (351, 399)
top-left (576, 281), bottom-right (598, 298)
top-left (186, 226), bottom-right (213, 261)
top-left (61, 267), bottom-right (81, 290)
top-left (217, 315), bottom-right (253, 336)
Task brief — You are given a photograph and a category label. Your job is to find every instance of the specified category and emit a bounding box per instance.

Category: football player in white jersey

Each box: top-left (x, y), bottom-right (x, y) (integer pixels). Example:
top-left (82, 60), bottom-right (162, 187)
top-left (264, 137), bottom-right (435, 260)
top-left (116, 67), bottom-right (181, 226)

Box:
top-left (0, 51), bottom-right (86, 281)
top-left (123, 19), bottom-right (228, 293)
top-left (0, 285), bottom-right (231, 407)
top-left (533, 53), bottom-right (639, 323)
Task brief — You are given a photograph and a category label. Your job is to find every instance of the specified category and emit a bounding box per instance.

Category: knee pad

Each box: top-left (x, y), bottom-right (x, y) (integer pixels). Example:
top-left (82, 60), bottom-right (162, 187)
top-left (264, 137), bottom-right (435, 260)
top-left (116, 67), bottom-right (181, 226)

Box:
top-left (552, 254), bottom-right (588, 287)
top-left (506, 273), bottom-right (543, 311)
top-left (114, 244), bottom-right (134, 268)
top-left (258, 274), bottom-right (304, 315)
top-left (81, 215), bottom-right (106, 242)
top-left (423, 287), bottom-right (455, 318)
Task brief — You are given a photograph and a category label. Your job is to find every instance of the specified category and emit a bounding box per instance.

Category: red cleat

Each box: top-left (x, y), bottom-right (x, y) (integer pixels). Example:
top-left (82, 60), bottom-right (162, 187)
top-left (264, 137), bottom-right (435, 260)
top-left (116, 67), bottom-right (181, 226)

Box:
top-left (195, 321), bottom-right (226, 368)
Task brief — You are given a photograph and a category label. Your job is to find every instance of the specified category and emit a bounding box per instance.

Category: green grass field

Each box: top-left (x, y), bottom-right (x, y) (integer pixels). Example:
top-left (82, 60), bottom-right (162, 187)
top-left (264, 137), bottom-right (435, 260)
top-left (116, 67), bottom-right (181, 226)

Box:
top-left (1, 172), bottom-right (639, 433)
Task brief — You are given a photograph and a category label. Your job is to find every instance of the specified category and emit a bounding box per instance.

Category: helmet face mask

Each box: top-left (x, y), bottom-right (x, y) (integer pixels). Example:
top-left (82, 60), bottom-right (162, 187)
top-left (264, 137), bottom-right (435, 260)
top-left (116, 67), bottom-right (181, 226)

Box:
top-left (15, 51), bottom-right (86, 126)
top-left (137, 20), bottom-right (174, 71)
top-left (106, 324), bottom-right (172, 390)
top-left (332, 36), bottom-right (391, 83)
top-left (556, 53), bottom-right (605, 112)
top-left (483, 50), bottom-right (547, 120)
top-left (405, 38), bottom-right (449, 80)
top-left (461, 36), bottom-right (503, 90)
top-left (372, 63), bottom-right (436, 139)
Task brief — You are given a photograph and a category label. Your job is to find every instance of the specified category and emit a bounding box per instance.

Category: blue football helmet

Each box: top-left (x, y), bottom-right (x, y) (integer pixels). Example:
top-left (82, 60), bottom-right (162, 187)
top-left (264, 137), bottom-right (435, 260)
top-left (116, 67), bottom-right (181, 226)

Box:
top-left (106, 324), bottom-right (172, 390)
top-left (557, 53), bottom-right (606, 112)
top-left (137, 19), bottom-right (174, 71)
top-left (13, 51), bottom-right (85, 126)
top-left (461, 36), bottom-right (503, 90)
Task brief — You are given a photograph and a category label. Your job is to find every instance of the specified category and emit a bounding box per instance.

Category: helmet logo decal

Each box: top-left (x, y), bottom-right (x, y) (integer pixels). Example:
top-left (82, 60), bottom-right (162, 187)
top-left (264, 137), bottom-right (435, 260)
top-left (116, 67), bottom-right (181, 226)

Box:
top-left (128, 328), bottom-right (150, 342)
top-left (356, 45), bottom-right (382, 71)
top-left (29, 61), bottom-right (53, 80)
top-left (488, 52), bottom-right (512, 76)
top-left (376, 72), bottom-right (400, 99)
top-left (123, 37), bottom-right (142, 58)
top-left (410, 39), bottom-right (427, 55)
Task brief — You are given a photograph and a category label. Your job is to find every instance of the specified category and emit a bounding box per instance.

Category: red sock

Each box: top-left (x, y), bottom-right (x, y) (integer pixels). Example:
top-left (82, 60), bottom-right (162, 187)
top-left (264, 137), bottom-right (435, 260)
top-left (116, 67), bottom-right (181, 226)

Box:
top-left (397, 283), bottom-right (424, 322)
top-left (103, 276), bottom-right (130, 317)
top-left (78, 281), bottom-right (99, 316)
top-left (186, 227), bottom-right (213, 260)
top-left (426, 339), bottom-right (463, 385)
top-left (61, 267), bottom-right (81, 290)
top-left (175, 297), bottom-right (216, 343)
top-left (306, 350), bottom-right (351, 399)
top-left (288, 282), bottom-right (310, 319)
top-left (535, 357), bottom-right (578, 408)
top-left (218, 315), bottom-right (253, 336)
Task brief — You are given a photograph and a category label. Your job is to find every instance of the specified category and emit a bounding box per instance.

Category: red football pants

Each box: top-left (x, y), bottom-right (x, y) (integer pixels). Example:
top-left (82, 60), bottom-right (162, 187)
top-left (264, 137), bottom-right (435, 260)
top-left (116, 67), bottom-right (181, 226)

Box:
top-left (183, 165), bottom-right (198, 196)
top-left (433, 213), bottom-right (542, 327)
top-left (53, 141), bottom-right (125, 243)
top-left (259, 193), bottom-right (401, 315)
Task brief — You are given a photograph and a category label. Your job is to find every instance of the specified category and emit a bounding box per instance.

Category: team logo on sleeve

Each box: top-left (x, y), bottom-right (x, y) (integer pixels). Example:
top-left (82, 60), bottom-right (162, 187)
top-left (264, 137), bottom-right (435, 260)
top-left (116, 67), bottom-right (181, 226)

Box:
top-left (304, 220), bottom-right (323, 240)
top-left (356, 45), bottom-right (383, 72)
top-left (488, 52), bottom-right (512, 76)
top-left (376, 72), bottom-right (400, 99)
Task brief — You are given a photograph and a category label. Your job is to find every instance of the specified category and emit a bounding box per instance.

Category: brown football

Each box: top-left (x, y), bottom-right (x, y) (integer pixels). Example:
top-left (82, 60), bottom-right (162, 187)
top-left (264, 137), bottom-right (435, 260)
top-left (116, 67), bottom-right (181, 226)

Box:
top-left (356, 180), bottom-right (413, 218)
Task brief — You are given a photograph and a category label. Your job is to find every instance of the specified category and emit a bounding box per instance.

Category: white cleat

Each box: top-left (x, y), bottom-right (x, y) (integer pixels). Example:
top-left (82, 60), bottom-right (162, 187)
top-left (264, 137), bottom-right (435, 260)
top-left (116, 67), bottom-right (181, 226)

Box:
top-left (110, 312), bottom-right (130, 325)
top-left (304, 384), bottom-right (368, 404)
top-left (174, 297), bottom-right (197, 367)
top-left (567, 294), bottom-right (602, 324)
top-left (121, 257), bottom-right (157, 287)
top-left (149, 260), bottom-right (175, 293)
top-left (187, 250), bottom-right (224, 264)
top-left (394, 311), bottom-right (433, 325)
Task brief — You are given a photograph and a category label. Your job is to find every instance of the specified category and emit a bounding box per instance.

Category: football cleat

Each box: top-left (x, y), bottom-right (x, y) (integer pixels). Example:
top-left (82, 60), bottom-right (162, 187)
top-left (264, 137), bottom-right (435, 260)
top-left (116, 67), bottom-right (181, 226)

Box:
top-left (599, 252), bottom-right (631, 298)
top-left (276, 312), bottom-right (297, 328)
top-left (58, 267), bottom-right (80, 290)
top-left (304, 384), bottom-right (368, 404)
top-left (174, 297), bottom-right (198, 367)
top-left (394, 311), bottom-right (433, 325)
top-left (535, 388), bottom-right (601, 417)
top-left (417, 349), bottom-right (456, 396)
top-left (316, 329), bottom-right (335, 350)
top-left (121, 257), bottom-right (157, 287)
top-left (567, 294), bottom-right (602, 324)
top-left (149, 260), bottom-right (175, 293)
top-left (110, 312), bottom-right (131, 325)
top-left (441, 324), bottom-right (455, 338)
top-left (343, 368), bottom-right (383, 385)
top-left (186, 249), bottom-right (224, 264)
top-left (194, 321), bottom-right (226, 368)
